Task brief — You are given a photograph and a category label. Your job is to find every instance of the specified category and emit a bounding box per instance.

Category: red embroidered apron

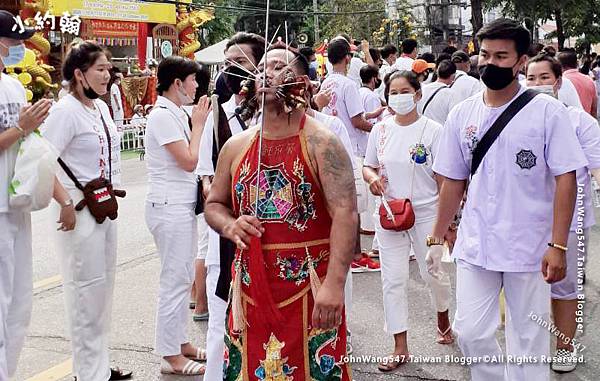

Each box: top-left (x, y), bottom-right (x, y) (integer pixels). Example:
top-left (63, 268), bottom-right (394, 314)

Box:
top-left (223, 115), bottom-right (351, 381)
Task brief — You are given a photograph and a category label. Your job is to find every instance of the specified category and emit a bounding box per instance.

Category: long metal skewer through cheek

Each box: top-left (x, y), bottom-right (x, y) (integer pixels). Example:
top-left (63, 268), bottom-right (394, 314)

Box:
top-left (224, 58), bottom-right (257, 78)
top-left (255, 0), bottom-right (271, 216)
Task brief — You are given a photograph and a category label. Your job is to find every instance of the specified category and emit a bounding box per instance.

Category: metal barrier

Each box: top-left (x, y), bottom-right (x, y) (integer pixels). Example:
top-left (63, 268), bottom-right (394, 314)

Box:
top-left (118, 117), bottom-right (146, 155)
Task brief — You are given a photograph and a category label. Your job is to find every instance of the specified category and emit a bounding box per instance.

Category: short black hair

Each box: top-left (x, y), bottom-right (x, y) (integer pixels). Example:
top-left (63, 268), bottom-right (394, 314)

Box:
top-left (299, 47), bottom-right (315, 59)
top-left (384, 70), bottom-right (420, 103)
top-left (442, 46), bottom-right (457, 55)
top-left (369, 48), bottom-right (381, 63)
top-left (381, 44), bottom-right (398, 59)
top-left (327, 38), bottom-right (351, 65)
top-left (156, 56), bottom-right (200, 95)
top-left (527, 53), bottom-right (563, 79)
top-left (360, 65), bottom-right (379, 84)
top-left (435, 53), bottom-right (452, 66)
top-left (476, 18), bottom-right (531, 57)
top-left (401, 38), bottom-right (417, 55)
top-left (543, 45), bottom-right (557, 57)
top-left (557, 49), bottom-right (578, 69)
top-left (225, 32), bottom-right (266, 64)
top-left (419, 52), bottom-right (435, 63)
top-left (528, 42), bottom-right (544, 57)
top-left (194, 64), bottom-right (211, 103)
top-left (63, 41), bottom-right (108, 85)
top-left (437, 59), bottom-right (456, 79)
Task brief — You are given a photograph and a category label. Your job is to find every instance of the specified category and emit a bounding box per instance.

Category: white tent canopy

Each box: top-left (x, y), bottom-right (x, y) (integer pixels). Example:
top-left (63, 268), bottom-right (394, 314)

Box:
top-left (194, 39), bottom-right (229, 64)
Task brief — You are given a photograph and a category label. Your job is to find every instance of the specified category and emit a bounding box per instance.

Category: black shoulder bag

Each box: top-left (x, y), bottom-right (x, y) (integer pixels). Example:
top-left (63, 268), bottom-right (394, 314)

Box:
top-left (470, 89), bottom-right (538, 177)
top-left (58, 111), bottom-right (126, 224)
top-left (422, 85), bottom-right (447, 113)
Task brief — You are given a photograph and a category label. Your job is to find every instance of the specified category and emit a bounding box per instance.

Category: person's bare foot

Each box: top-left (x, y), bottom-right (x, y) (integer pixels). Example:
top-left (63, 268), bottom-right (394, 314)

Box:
top-left (378, 352), bottom-right (410, 372)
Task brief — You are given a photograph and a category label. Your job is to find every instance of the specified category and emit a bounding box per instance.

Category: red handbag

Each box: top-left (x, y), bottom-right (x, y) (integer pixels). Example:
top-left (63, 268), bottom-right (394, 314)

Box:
top-left (379, 197), bottom-right (415, 231)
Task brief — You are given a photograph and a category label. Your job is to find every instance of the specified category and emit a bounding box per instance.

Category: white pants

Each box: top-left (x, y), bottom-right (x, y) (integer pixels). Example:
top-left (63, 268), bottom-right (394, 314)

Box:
top-left (453, 260), bottom-right (550, 381)
top-left (204, 264), bottom-right (227, 380)
top-left (54, 200), bottom-right (117, 381)
top-left (197, 214), bottom-right (209, 260)
top-left (354, 156), bottom-right (367, 215)
top-left (376, 217), bottom-right (451, 334)
top-left (146, 202), bottom-right (197, 356)
top-left (0, 212), bottom-right (32, 380)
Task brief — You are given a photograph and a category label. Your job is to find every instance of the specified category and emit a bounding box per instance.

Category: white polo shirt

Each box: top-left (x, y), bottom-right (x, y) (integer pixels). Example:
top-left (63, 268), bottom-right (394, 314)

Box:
top-left (312, 110), bottom-right (356, 171)
top-left (145, 96), bottom-right (197, 204)
top-left (433, 86), bottom-right (587, 272)
top-left (359, 86), bottom-right (382, 124)
top-left (567, 106), bottom-right (600, 231)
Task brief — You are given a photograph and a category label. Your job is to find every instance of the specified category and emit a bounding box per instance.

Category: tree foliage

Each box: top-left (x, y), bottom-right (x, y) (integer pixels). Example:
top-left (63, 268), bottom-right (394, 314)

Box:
top-left (194, 0), bottom-right (235, 46)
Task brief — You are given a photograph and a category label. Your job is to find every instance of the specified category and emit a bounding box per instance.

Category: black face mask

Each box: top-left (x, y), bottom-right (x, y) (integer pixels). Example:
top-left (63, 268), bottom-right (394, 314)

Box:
top-left (224, 65), bottom-right (250, 95)
top-left (478, 62), bottom-right (518, 90)
top-left (82, 74), bottom-right (100, 100)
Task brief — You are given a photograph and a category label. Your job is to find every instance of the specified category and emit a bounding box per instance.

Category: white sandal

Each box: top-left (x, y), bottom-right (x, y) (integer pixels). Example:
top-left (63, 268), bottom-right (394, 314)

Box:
top-left (185, 347), bottom-right (207, 362)
top-left (160, 359), bottom-right (205, 376)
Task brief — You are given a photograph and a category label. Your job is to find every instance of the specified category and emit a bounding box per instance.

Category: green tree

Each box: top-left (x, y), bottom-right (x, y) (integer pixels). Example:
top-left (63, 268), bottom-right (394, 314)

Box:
top-left (194, 0), bottom-right (235, 46)
top-left (318, 0), bottom-right (387, 43)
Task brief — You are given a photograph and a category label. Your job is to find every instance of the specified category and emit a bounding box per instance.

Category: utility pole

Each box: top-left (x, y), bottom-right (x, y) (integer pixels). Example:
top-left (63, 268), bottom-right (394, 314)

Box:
top-left (313, 0), bottom-right (319, 43)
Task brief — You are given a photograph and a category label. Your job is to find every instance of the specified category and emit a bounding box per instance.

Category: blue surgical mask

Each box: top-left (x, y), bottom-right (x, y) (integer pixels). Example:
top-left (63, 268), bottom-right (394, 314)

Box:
top-left (0, 43), bottom-right (25, 67)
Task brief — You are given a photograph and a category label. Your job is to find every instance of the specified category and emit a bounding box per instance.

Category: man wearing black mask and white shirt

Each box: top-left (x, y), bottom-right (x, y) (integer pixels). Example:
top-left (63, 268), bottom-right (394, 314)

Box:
top-left (450, 51), bottom-right (482, 102)
top-left (0, 11), bottom-right (54, 379)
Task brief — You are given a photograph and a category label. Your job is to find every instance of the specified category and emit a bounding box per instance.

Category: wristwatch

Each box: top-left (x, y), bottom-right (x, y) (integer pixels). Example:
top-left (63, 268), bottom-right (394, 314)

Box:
top-left (426, 235), bottom-right (444, 247)
top-left (61, 199), bottom-right (74, 208)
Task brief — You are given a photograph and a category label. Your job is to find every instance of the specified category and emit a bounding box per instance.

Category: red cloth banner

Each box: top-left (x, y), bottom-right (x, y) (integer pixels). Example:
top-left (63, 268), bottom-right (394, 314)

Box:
top-left (137, 22), bottom-right (148, 70)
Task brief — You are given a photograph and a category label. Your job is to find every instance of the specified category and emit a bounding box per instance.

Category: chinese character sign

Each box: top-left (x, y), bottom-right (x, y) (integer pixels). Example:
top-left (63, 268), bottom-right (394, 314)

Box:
top-left (11, 11), bottom-right (80, 36)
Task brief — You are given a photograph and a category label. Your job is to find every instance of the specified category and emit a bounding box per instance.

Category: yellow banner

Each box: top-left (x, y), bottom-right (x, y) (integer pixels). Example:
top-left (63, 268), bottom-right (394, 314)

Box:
top-left (49, 0), bottom-right (190, 24)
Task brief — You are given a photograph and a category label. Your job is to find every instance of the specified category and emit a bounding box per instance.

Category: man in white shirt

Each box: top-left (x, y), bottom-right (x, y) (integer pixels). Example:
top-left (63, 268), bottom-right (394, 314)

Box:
top-left (450, 51), bottom-right (482, 101)
top-left (418, 60), bottom-right (458, 125)
top-left (195, 31), bottom-right (265, 381)
top-left (0, 12), bottom-right (52, 379)
top-left (427, 19), bottom-right (587, 381)
top-left (392, 38), bottom-right (418, 71)
top-left (377, 44), bottom-right (398, 99)
top-left (110, 72), bottom-right (124, 129)
top-left (325, 36), bottom-right (372, 87)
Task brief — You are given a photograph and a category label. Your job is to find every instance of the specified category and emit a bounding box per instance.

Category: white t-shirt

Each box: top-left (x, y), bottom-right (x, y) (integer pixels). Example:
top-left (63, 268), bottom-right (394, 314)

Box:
top-left (326, 57), bottom-right (366, 87)
top-left (42, 94), bottom-right (122, 190)
top-left (359, 87), bottom-right (382, 124)
top-left (145, 96), bottom-right (197, 204)
top-left (0, 73), bottom-right (27, 213)
top-left (110, 83), bottom-right (123, 116)
top-left (365, 116), bottom-right (442, 221)
top-left (195, 97), bottom-right (244, 178)
top-left (312, 111), bottom-right (356, 171)
top-left (392, 56), bottom-right (414, 72)
top-left (320, 73), bottom-right (367, 156)
top-left (418, 82), bottom-right (458, 125)
top-left (451, 70), bottom-right (481, 102)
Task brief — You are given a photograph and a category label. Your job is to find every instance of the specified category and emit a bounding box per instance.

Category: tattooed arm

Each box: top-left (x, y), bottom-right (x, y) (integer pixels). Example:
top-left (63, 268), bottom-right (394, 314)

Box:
top-left (306, 119), bottom-right (358, 329)
top-left (205, 131), bottom-right (264, 249)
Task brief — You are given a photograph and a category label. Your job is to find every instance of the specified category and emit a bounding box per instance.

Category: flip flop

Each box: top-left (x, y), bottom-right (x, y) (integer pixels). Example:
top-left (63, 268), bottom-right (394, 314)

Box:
top-left (377, 354), bottom-right (409, 372)
top-left (185, 347), bottom-right (207, 362)
top-left (192, 312), bottom-right (209, 321)
top-left (109, 367), bottom-right (133, 380)
top-left (160, 359), bottom-right (205, 376)
top-left (436, 326), bottom-right (454, 345)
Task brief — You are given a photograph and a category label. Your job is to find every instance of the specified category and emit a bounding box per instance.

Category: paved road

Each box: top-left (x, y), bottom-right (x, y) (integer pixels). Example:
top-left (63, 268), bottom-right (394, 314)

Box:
top-left (14, 158), bottom-right (600, 381)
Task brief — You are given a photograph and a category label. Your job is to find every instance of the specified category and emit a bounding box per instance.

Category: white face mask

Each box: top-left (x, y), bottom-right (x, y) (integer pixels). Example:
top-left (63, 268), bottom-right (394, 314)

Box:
top-left (529, 84), bottom-right (556, 98)
top-left (388, 93), bottom-right (416, 115)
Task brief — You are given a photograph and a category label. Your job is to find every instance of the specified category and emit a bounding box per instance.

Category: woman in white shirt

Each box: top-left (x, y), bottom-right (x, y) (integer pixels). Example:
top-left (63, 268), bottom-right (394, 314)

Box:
top-left (42, 41), bottom-right (132, 381)
top-left (144, 56), bottom-right (210, 376)
top-left (363, 70), bottom-right (453, 372)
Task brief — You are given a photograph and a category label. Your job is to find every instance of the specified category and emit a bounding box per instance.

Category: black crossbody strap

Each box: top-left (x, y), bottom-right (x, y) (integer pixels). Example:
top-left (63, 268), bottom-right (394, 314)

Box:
top-left (98, 110), bottom-right (112, 183)
top-left (57, 157), bottom-right (84, 191)
top-left (450, 73), bottom-right (464, 88)
top-left (422, 85), bottom-right (447, 113)
top-left (470, 89), bottom-right (538, 177)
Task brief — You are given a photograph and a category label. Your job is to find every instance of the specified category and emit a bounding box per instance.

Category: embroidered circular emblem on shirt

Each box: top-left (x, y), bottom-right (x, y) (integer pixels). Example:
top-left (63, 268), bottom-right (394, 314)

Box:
top-left (410, 143), bottom-right (429, 164)
top-left (516, 149), bottom-right (537, 169)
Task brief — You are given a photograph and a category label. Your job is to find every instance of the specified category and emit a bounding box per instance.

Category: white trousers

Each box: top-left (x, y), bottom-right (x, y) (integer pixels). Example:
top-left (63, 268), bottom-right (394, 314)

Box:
top-left (376, 217), bottom-right (451, 334)
top-left (0, 212), bottom-right (32, 380)
top-left (204, 264), bottom-right (227, 380)
top-left (453, 260), bottom-right (550, 381)
top-left (197, 214), bottom-right (209, 260)
top-left (146, 202), bottom-right (197, 356)
top-left (54, 200), bottom-right (117, 381)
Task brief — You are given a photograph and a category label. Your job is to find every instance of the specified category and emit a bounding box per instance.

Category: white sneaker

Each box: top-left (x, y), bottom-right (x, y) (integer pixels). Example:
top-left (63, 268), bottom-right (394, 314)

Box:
top-left (551, 347), bottom-right (578, 373)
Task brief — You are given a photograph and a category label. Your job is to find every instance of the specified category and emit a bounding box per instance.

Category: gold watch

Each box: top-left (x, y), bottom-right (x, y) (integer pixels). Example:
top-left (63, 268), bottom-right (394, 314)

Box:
top-left (426, 235), bottom-right (444, 247)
